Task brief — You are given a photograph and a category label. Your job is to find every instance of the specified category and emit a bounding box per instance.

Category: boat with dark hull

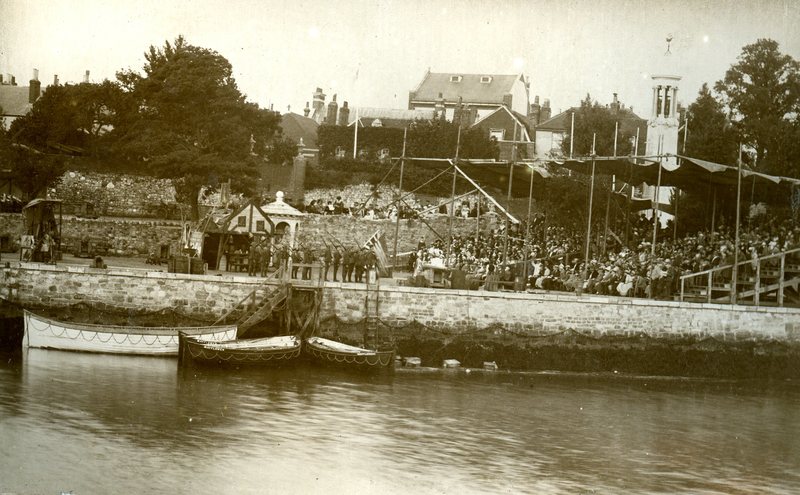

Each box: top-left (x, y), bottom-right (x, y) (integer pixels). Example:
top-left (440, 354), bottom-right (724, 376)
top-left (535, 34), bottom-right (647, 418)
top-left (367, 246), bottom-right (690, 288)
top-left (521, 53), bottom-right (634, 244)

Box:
top-left (304, 336), bottom-right (395, 370)
top-left (23, 310), bottom-right (237, 355)
top-left (178, 333), bottom-right (302, 366)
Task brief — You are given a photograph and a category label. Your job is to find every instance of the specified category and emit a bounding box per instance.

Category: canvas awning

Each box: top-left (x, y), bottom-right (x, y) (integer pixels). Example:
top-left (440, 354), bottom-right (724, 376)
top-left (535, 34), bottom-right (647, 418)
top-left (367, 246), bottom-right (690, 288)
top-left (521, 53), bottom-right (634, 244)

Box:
top-left (549, 155), bottom-right (800, 193)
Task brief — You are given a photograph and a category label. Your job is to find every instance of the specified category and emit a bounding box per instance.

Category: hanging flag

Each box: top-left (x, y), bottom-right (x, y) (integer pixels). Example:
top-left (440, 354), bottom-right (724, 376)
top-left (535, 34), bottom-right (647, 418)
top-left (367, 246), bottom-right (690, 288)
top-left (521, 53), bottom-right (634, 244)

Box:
top-left (363, 230), bottom-right (390, 277)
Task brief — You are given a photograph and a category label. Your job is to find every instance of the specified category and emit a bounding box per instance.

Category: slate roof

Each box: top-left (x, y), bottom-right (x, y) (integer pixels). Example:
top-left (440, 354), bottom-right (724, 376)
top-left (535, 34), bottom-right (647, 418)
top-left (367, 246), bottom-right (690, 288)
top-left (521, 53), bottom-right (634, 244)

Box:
top-left (0, 85), bottom-right (32, 117)
top-left (536, 106), bottom-right (646, 133)
top-left (410, 72), bottom-right (522, 104)
top-left (280, 112), bottom-right (319, 148)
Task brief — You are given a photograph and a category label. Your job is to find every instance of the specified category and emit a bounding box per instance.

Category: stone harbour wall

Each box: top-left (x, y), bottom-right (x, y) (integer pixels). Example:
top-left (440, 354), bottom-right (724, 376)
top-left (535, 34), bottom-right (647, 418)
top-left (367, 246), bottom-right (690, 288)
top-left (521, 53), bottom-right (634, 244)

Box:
top-left (4, 263), bottom-right (799, 343)
top-left (3, 264), bottom-right (799, 376)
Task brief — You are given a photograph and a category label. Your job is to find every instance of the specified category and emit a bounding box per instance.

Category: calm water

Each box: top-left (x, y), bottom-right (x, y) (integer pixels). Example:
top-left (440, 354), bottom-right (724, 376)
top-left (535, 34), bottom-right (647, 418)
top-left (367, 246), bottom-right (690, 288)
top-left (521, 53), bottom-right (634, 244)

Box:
top-left (1, 349), bottom-right (799, 495)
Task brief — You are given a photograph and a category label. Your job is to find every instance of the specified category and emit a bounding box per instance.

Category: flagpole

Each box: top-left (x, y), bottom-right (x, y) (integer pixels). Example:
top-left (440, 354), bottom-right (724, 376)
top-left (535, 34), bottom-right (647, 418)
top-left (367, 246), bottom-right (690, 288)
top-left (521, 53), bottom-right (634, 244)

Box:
top-left (651, 135), bottom-right (663, 259)
top-left (392, 128), bottom-right (407, 274)
top-left (731, 143), bottom-right (743, 304)
top-left (584, 133), bottom-right (597, 274)
top-left (353, 106), bottom-right (359, 159)
top-left (503, 121), bottom-right (518, 266)
top-left (446, 126), bottom-right (461, 268)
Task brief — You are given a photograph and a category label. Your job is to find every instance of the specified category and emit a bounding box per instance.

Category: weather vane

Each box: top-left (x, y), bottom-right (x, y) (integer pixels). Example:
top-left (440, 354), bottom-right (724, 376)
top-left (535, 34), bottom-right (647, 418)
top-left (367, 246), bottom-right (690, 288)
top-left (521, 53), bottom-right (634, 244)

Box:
top-left (665, 34), bottom-right (674, 54)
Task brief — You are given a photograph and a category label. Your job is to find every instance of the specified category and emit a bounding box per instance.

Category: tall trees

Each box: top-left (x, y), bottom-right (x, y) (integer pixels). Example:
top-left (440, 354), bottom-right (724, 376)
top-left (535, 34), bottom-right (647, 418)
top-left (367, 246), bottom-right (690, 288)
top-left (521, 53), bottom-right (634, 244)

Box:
top-left (715, 38), bottom-right (800, 175)
top-left (683, 83), bottom-right (739, 164)
top-left (9, 80), bottom-right (132, 157)
top-left (561, 95), bottom-right (635, 157)
top-left (113, 36), bottom-right (283, 218)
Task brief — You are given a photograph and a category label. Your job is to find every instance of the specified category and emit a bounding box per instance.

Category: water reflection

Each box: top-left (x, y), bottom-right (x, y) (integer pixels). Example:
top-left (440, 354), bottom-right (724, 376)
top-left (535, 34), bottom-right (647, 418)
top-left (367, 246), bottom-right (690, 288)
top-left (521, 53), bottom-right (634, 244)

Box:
top-left (1, 350), bottom-right (799, 494)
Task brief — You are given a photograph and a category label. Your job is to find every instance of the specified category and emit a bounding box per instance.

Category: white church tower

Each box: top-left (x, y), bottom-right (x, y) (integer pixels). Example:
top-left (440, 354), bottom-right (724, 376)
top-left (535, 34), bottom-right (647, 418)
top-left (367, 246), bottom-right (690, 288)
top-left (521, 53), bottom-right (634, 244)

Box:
top-left (643, 36), bottom-right (682, 211)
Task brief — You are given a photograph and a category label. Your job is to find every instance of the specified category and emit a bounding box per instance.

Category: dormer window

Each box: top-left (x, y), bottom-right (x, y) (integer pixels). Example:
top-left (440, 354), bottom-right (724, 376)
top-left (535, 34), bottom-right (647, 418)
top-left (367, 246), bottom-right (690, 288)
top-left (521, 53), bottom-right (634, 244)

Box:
top-left (480, 76), bottom-right (492, 84)
top-left (450, 75), bottom-right (462, 83)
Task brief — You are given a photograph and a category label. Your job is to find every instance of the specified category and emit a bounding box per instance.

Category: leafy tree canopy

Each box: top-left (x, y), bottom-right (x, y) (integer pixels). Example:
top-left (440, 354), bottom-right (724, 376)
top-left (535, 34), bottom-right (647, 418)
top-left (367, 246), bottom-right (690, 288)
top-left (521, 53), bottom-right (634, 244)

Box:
top-left (561, 94), bottom-right (636, 157)
top-left (715, 38), bottom-right (800, 173)
top-left (317, 116), bottom-right (498, 161)
top-left (683, 83), bottom-right (740, 165)
top-left (113, 36), bottom-right (283, 218)
top-left (9, 80), bottom-right (133, 157)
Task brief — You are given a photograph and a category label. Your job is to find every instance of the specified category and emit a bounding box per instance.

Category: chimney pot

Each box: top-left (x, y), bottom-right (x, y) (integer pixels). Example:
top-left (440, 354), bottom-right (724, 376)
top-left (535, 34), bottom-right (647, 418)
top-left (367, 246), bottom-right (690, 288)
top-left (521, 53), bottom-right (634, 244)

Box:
top-left (83, 70), bottom-right (90, 83)
top-left (32, 68), bottom-right (39, 81)
top-left (53, 74), bottom-right (59, 86)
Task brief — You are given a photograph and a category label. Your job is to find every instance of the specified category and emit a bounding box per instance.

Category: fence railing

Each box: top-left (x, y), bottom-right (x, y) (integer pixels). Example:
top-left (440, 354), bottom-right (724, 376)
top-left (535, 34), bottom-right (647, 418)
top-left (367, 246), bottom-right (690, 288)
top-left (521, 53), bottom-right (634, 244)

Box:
top-left (679, 247), bottom-right (800, 306)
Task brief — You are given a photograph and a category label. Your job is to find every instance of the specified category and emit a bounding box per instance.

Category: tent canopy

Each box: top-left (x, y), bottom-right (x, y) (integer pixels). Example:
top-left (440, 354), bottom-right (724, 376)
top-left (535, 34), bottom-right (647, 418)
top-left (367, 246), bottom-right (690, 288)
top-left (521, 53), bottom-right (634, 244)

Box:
top-left (549, 155), bottom-right (800, 193)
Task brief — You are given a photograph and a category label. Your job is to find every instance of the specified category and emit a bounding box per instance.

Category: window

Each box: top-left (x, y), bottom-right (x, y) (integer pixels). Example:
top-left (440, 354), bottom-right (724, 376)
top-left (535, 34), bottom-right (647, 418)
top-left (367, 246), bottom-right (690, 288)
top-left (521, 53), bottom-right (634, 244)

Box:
top-left (256, 220), bottom-right (265, 232)
top-left (378, 148), bottom-right (391, 162)
top-left (480, 76), bottom-right (492, 84)
top-left (335, 146), bottom-right (346, 159)
top-left (450, 75), bottom-right (462, 83)
top-left (237, 216), bottom-right (246, 227)
top-left (489, 128), bottom-right (505, 141)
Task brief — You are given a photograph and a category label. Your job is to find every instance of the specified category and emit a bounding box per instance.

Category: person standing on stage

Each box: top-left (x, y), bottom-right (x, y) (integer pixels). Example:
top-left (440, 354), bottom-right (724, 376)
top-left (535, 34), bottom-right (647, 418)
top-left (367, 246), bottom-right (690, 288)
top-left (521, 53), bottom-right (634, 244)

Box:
top-left (332, 246), bottom-right (342, 281)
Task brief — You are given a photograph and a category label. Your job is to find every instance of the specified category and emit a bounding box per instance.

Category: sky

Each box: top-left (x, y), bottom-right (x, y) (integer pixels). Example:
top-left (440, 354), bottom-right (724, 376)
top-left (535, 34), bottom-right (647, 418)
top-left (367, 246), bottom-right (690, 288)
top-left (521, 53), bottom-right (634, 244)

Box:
top-left (1, 0), bottom-right (799, 118)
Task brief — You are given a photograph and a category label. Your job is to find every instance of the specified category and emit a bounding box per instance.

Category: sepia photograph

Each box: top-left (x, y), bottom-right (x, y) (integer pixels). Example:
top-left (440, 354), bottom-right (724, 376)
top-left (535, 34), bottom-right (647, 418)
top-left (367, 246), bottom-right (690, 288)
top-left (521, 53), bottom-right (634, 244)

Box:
top-left (1, 0), bottom-right (799, 493)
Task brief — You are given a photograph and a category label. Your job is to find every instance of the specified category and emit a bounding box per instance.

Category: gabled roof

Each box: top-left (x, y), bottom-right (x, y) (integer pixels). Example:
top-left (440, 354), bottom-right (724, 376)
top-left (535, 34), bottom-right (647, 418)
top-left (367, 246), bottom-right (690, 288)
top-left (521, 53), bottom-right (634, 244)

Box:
top-left (535, 107), bottom-right (577, 132)
top-left (535, 106), bottom-right (646, 133)
top-left (262, 192), bottom-right (304, 218)
top-left (280, 112), bottom-right (319, 148)
top-left (410, 72), bottom-right (523, 104)
top-left (471, 106), bottom-right (532, 141)
top-left (348, 107), bottom-right (434, 128)
top-left (223, 202), bottom-right (271, 230)
top-left (0, 85), bottom-right (32, 117)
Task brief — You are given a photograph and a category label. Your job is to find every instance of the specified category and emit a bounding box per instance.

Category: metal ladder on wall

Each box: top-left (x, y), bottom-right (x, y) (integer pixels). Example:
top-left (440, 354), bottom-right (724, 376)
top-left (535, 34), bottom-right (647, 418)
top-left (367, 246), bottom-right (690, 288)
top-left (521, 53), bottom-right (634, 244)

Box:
top-left (363, 273), bottom-right (380, 349)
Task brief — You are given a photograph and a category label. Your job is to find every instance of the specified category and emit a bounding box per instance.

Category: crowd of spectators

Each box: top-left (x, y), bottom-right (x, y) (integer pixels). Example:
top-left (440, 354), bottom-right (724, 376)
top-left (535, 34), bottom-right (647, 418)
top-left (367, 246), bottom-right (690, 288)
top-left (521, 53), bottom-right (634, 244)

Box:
top-left (301, 186), bottom-right (499, 222)
top-left (410, 212), bottom-right (800, 300)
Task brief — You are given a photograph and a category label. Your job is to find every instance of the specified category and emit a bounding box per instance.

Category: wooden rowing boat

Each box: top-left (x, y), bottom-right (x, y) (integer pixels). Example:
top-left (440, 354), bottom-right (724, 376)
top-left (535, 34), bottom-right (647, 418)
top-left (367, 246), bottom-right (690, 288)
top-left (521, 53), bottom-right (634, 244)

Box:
top-left (22, 310), bottom-right (237, 356)
top-left (304, 336), bottom-right (395, 370)
top-left (178, 333), bottom-right (302, 366)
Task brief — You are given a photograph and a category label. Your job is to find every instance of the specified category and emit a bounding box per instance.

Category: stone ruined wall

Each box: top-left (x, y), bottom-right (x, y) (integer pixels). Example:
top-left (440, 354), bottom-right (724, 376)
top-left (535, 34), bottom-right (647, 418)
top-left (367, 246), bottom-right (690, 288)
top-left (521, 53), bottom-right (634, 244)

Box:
top-left (0, 213), bottom-right (182, 257)
top-left (296, 214), bottom-right (503, 253)
top-left (51, 171), bottom-right (177, 218)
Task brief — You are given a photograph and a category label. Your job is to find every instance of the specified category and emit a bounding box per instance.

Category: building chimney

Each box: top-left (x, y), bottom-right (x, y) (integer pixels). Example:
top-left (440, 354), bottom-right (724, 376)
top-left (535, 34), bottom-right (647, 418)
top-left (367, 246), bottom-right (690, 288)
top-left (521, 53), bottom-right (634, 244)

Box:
top-left (610, 92), bottom-right (621, 113)
top-left (53, 74), bottom-right (59, 86)
top-left (540, 99), bottom-right (552, 122)
top-left (312, 87), bottom-right (326, 124)
top-left (83, 70), bottom-right (90, 83)
top-left (529, 95), bottom-right (541, 125)
top-left (11, 75), bottom-right (16, 86)
top-left (303, 101), bottom-right (310, 117)
top-left (338, 101), bottom-right (350, 126)
top-left (0, 74), bottom-right (3, 85)
top-left (269, 103), bottom-right (274, 111)
top-left (29, 68), bottom-right (41, 104)
top-left (326, 94), bottom-right (338, 125)
top-left (454, 96), bottom-right (464, 126)
top-left (434, 92), bottom-right (446, 120)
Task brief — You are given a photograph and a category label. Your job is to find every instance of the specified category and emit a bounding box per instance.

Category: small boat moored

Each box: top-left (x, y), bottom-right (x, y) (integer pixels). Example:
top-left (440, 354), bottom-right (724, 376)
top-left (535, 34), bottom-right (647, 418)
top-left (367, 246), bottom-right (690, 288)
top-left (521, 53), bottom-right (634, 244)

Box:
top-left (178, 333), bottom-right (302, 366)
top-left (23, 310), bottom-right (237, 356)
top-left (304, 336), bottom-right (395, 370)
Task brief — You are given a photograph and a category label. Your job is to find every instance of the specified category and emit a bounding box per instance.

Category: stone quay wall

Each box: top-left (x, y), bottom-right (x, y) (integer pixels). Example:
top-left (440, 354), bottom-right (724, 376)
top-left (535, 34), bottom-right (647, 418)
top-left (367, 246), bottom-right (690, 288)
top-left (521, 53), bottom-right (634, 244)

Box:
top-left (5, 263), bottom-right (799, 344)
top-left (4, 264), bottom-right (799, 376)
top-left (0, 213), bottom-right (183, 257)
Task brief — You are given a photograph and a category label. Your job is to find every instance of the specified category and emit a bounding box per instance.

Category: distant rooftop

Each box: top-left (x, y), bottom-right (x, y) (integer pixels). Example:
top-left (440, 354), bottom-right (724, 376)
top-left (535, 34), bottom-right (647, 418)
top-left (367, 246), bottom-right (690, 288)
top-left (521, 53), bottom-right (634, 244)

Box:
top-left (410, 72), bottom-right (523, 104)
